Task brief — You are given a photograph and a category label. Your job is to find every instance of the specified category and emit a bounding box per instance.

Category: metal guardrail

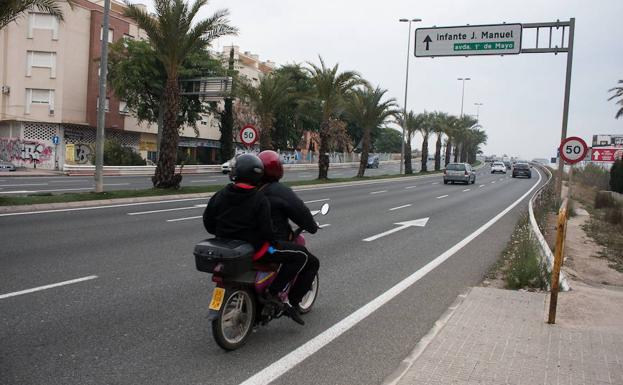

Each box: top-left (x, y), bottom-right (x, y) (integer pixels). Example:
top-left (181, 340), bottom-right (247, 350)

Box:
top-left (528, 165), bottom-right (570, 291)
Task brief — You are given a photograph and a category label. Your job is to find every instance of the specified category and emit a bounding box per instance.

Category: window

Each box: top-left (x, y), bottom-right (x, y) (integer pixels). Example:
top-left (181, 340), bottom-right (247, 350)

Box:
top-left (119, 100), bottom-right (129, 114)
top-left (25, 88), bottom-right (55, 114)
top-left (100, 27), bottom-right (113, 43)
top-left (96, 97), bottom-right (110, 112)
top-left (28, 13), bottom-right (59, 39)
top-left (26, 51), bottom-right (56, 77)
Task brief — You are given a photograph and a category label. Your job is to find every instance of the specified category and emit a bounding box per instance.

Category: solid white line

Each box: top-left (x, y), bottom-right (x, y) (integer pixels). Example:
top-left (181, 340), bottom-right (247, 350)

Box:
top-left (0, 183), bottom-right (48, 187)
top-left (0, 197), bottom-right (209, 217)
top-left (462, 189), bottom-right (471, 192)
top-left (48, 180), bottom-right (91, 184)
top-left (389, 204), bottom-right (411, 211)
top-left (166, 215), bottom-right (202, 222)
top-left (370, 190), bottom-right (387, 195)
top-left (303, 198), bottom-right (330, 204)
top-left (190, 180), bottom-right (217, 183)
top-left (0, 275), bottom-right (98, 300)
top-left (0, 187), bottom-right (93, 194)
top-left (479, 184), bottom-right (485, 188)
top-left (104, 183), bottom-right (131, 186)
top-left (128, 206), bottom-right (198, 215)
top-left (436, 195), bottom-right (448, 199)
top-left (194, 204), bottom-right (207, 208)
top-left (404, 185), bottom-right (417, 189)
top-left (318, 224), bottom-right (331, 228)
top-left (237, 170), bottom-right (542, 385)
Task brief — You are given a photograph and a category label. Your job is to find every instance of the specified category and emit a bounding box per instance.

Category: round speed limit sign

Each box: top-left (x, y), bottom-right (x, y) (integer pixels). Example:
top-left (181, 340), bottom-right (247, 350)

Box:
top-left (559, 136), bottom-right (588, 164)
top-left (239, 124), bottom-right (258, 146)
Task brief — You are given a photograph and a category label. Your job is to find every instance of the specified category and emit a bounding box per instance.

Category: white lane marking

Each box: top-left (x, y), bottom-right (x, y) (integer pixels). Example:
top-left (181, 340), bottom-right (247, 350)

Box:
top-left (389, 204), bottom-right (412, 211)
top-left (436, 195), bottom-right (448, 199)
top-left (190, 180), bottom-right (217, 183)
top-left (0, 275), bottom-right (98, 300)
top-left (194, 204), bottom-right (207, 208)
top-left (363, 218), bottom-right (429, 242)
top-left (431, 182), bottom-right (439, 185)
top-left (48, 180), bottom-right (91, 184)
top-left (238, 170), bottom-right (542, 385)
top-left (370, 190), bottom-right (387, 195)
top-left (166, 215), bottom-right (202, 222)
top-left (128, 206), bottom-right (199, 215)
top-left (318, 224), bottom-right (331, 228)
top-left (462, 189), bottom-right (471, 192)
top-left (303, 198), bottom-right (330, 204)
top-left (404, 185), bottom-right (417, 189)
top-left (0, 183), bottom-right (48, 187)
top-left (479, 184), bottom-right (485, 188)
top-left (104, 183), bottom-right (131, 186)
top-left (0, 187), bottom-right (93, 194)
top-left (491, 181), bottom-right (496, 184)
top-left (499, 178), bottom-right (504, 181)
top-left (0, 197), bottom-right (209, 217)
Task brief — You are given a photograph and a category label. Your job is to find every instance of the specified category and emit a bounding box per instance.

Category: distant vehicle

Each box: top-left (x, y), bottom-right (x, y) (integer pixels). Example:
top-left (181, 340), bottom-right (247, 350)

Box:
top-left (366, 155), bottom-right (379, 168)
top-left (512, 162), bottom-right (532, 178)
top-left (443, 162), bottom-right (476, 185)
top-left (491, 162), bottom-right (506, 174)
top-left (221, 157), bottom-right (235, 174)
top-left (0, 160), bottom-right (16, 171)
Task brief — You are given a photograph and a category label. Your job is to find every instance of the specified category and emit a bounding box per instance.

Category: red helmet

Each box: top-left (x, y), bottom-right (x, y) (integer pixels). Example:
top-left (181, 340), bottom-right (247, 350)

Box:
top-left (258, 150), bottom-right (283, 182)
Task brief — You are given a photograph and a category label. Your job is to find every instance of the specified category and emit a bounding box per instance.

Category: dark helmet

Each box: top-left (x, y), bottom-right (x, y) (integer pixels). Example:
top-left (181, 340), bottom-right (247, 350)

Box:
top-left (230, 154), bottom-right (264, 185)
top-left (258, 150), bottom-right (284, 182)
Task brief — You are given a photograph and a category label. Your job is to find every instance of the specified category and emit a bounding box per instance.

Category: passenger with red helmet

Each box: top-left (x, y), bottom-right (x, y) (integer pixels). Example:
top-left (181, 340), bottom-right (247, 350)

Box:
top-left (202, 153), bottom-right (305, 325)
top-left (257, 150), bottom-right (320, 315)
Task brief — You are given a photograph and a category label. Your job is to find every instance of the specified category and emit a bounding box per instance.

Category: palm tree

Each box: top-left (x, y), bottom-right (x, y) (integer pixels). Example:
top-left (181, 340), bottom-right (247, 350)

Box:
top-left (417, 112), bottom-right (434, 173)
top-left (442, 114), bottom-right (460, 167)
top-left (430, 112), bottom-right (453, 171)
top-left (0, 0), bottom-right (72, 29)
top-left (345, 85), bottom-right (398, 177)
top-left (238, 73), bottom-right (294, 150)
top-left (608, 80), bottom-right (623, 119)
top-left (124, 0), bottom-right (237, 188)
top-left (453, 116), bottom-right (478, 162)
top-left (400, 112), bottom-right (428, 174)
top-left (306, 57), bottom-right (363, 179)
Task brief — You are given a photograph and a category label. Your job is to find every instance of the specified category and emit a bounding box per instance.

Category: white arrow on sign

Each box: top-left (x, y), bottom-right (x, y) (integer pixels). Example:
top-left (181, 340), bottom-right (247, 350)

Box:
top-left (593, 150), bottom-right (600, 160)
top-left (363, 217), bottom-right (429, 242)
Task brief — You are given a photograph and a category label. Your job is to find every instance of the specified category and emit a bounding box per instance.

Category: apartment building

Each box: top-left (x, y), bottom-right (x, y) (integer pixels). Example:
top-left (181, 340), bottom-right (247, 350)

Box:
top-left (0, 1), bottom-right (274, 169)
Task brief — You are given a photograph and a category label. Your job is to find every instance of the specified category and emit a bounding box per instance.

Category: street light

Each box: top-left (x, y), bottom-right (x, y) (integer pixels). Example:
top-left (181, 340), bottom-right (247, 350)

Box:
top-left (474, 102), bottom-right (483, 122)
top-left (399, 17), bottom-right (422, 175)
top-left (457, 77), bottom-right (471, 117)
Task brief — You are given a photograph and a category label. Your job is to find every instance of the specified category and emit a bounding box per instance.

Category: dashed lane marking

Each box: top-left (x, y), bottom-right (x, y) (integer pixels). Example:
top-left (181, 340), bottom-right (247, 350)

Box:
top-left (462, 189), bottom-right (471, 192)
top-left (404, 185), bottom-right (417, 189)
top-left (479, 184), bottom-right (485, 188)
top-left (128, 206), bottom-right (199, 216)
top-left (370, 190), bottom-right (387, 195)
top-left (389, 204), bottom-right (412, 211)
top-left (166, 215), bottom-right (202, 222)
top-left (304, 198), bottom-right (330, 204)
top-left (0, 275), bottom-right (98, 300)
top-left (436, 195), bottom-right (448, 199)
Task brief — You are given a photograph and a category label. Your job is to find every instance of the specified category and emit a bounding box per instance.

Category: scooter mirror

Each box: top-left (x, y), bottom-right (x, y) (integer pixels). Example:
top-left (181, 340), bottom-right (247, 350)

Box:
top-left (320, 203), bottom-right (330, 215)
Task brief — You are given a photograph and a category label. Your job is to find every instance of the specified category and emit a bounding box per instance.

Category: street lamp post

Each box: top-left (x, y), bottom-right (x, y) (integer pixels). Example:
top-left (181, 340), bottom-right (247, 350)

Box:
top-left (457, 77), bottom-right (471, 117)
top-left (399, 18), bottom-right (422, 174)
top-left (474, 102), bottom-right (483, 122)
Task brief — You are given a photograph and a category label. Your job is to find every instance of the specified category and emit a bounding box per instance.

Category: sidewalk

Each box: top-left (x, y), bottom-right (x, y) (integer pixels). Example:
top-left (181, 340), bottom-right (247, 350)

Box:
top-left (0, 168), bottom-right (64, 176)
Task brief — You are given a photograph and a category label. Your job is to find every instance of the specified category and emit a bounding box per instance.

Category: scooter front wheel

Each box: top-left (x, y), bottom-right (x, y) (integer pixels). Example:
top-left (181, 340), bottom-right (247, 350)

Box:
top-left (212, 287), bottom-right (256, 351)
top-left (297, 274), bottom-right (319, 314)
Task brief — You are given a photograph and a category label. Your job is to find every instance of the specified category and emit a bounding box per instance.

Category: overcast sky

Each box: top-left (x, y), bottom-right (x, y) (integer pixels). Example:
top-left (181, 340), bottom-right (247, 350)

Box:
top-left (143, 0), bottom-right (622, 160)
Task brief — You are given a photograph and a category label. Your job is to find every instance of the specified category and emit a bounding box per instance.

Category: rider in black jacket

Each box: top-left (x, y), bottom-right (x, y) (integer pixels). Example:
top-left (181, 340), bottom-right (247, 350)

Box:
top-left (258, 150), bottom-right (320, 313)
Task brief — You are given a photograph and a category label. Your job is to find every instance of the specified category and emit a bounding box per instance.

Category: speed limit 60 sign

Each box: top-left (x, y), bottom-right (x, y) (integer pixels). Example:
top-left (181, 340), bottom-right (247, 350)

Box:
top-left (559, 136), bottom-right (588, 164)
top-left (239, 124), bottom-right (258, 146)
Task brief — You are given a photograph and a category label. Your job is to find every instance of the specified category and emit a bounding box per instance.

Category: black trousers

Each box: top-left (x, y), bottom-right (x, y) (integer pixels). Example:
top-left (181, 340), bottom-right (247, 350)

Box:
top-left (260, 241), bottom-right (320, 306)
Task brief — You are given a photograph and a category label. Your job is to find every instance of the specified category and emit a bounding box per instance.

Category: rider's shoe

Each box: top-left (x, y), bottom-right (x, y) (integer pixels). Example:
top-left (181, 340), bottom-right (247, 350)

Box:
top-left (283, 304), bottom-right (305, 326)
top-left (263, 291), bottom-right (282, 305)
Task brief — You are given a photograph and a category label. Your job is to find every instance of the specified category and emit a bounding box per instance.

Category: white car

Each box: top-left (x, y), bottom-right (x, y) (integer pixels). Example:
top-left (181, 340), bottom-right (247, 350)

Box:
top-left (491, 162), bottom-right (506, 174)
top-left (221, 159), bottom-right (232, 174)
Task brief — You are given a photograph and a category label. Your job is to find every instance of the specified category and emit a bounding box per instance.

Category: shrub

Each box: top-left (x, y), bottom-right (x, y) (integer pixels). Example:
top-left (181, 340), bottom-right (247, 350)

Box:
top-left (503, 215), bottom-right (548, 290)
top-left (611, 159), bottom-right (623, 193)
top-left (605, 204), bottom-right (623, 225)
top-left (595, 191), bottom-right (615, 208)
top-left (575, 163), bottom-right (610, 190)
top-left (104, 140), bottom-right (146, 166)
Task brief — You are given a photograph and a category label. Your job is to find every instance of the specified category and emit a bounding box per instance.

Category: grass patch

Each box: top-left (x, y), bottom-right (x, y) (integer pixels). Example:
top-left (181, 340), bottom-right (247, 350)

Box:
top-left (0, 170), bottom-right (443, 207)
top-left (582, 204), bottom-right (623, 272)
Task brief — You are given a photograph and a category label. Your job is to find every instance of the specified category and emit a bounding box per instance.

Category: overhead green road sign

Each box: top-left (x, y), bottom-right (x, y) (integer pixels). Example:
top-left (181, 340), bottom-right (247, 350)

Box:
top-left (415, 23), bottom-right (522, 57)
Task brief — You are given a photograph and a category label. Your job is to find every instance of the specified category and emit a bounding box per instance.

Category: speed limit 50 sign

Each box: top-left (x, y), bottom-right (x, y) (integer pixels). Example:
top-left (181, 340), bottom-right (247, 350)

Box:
top-left (559, 136), bottom-right (588, 164)
top-left (239, 124), bottom-right (258, 146)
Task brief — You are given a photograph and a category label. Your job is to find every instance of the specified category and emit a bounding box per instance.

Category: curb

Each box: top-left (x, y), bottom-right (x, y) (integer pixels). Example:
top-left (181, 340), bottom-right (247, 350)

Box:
top-left (381, 289), bottom-right (471, 385)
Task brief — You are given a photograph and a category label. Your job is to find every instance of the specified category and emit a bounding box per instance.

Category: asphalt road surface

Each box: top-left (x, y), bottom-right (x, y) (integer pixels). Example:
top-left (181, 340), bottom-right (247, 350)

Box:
top-left (0, 161), bottom-right (435, 195)
top-left (0, 165), bottom-right (544, 385)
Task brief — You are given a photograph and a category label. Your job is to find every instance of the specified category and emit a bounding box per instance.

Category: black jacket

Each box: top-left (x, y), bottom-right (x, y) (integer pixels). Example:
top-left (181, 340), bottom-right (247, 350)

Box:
top-left (203, 184), bottom-right (274, 249)
top-left (260, 182), bottom-right (318, 241)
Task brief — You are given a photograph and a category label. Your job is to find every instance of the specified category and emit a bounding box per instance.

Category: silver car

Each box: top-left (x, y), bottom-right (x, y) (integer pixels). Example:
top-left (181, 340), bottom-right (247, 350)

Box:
top-left (0, 160), bottom-right (16, 171)
top-left (443, 162), bottom-right (476, 185)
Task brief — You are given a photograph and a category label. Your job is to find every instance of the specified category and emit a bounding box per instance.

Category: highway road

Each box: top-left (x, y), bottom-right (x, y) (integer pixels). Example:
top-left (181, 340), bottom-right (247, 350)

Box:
top-left (0, 161), bottom-right (435, 195)
top-left (0, 165), bottom-right (544, 385)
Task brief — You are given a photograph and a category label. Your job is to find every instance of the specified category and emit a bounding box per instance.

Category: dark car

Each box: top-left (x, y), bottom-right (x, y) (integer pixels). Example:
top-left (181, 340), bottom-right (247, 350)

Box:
top-left (366, 155), bottom-right (379, 168)
top-left (512, 162), bottom-right (532, 178)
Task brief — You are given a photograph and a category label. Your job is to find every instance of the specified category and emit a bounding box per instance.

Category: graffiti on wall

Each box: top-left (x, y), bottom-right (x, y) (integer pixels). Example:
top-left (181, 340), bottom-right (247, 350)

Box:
top-left (75, 144), bottom-right (93, 164)
top-left (0, 138), bottom-right (54, 167)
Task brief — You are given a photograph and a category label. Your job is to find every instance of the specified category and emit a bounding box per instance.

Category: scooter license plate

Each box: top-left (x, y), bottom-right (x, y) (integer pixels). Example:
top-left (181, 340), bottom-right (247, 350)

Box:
top-left (209, 287), bottom-right (225, 311)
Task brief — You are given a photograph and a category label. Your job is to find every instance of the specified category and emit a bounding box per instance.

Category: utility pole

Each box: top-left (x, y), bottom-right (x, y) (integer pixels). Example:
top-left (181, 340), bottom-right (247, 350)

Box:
top-left (94, 0), bottom-right (111, 193)
top-left (457, 77), bottom-right (471, 117)
top-left (556, 18), bottom-right (575, 199)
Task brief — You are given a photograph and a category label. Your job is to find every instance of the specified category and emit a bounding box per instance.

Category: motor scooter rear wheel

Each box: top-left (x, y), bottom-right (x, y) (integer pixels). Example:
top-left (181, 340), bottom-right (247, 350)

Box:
top-left (297, 274), bottom-right (319, 314)
top-left (212, 288), bottom-right (256, 351)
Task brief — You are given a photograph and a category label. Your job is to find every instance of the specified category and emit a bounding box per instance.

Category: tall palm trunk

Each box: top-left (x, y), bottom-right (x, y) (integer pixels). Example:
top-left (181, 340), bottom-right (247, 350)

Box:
top-left (357, 127), bottom-right (371, 177)
top-left (421, 133), bottom-right (429, 172)
top-left (454, 143), bottom-right (460, 163)
top-left (405, 141), bottom-right (413, 174)
top-left (434, 134), bottom-right (442, 170)
top-left (444, 138), bottom-right (452, 166)
top-left (153, 75), bottom-right (181, 188)
top-left (318, 121), bottom-right (330, 179)
top-left (259, 113), bottom-right (273, 150)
